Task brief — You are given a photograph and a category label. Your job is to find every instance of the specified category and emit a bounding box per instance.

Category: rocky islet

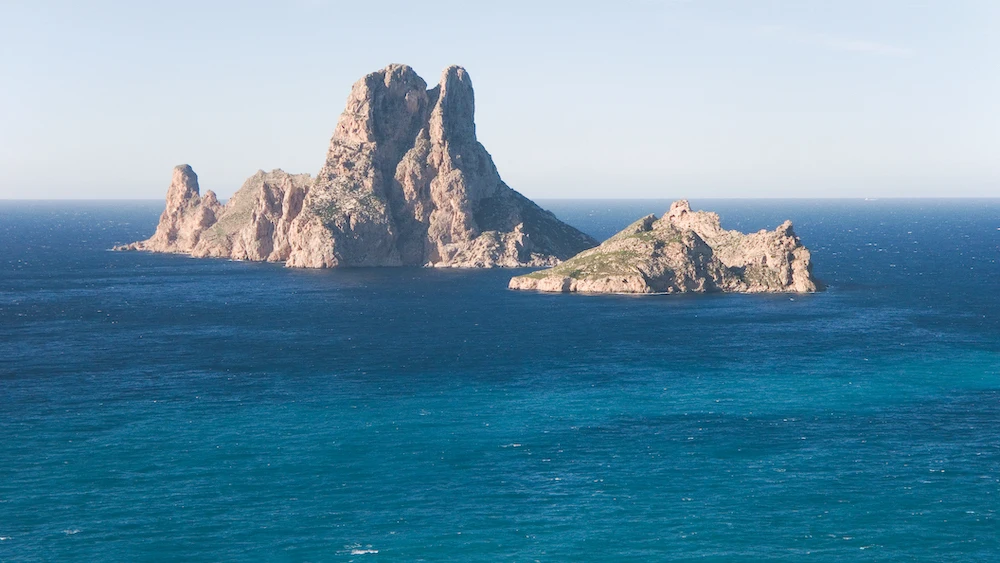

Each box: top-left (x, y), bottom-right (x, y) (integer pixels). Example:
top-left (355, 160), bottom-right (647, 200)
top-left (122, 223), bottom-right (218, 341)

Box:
top-left (118, 65), bottom-right (597, 267)
top-left (508, 200), bottom-right (821, 294)
top-left (120, 65), bottom-right (821, 295)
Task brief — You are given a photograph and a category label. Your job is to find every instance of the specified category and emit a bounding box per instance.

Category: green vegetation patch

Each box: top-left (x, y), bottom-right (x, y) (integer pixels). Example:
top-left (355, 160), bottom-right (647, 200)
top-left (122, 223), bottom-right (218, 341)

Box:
top-left (518, 223), bottom-right (686, 281)
top-left (539, 248), bottom-right (645, 280)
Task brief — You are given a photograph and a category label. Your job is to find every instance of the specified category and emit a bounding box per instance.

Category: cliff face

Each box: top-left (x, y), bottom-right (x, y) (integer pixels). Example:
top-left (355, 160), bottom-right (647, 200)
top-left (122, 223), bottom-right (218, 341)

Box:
top-left (119, 64), bottom-right (597, 267)
top-left (117, 166), bottom-right (311, 263)
top-left (191, 169), bottom-right (312, 262)
top-left (119, 165), bottom-right (221, 255)
top-left (508, 200), bottom-right (822, 294)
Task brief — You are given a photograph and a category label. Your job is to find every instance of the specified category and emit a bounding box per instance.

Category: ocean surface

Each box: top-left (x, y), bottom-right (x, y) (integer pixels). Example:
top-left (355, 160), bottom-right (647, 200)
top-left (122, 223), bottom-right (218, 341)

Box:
top-left (1, 199), bottom-right (998, 562)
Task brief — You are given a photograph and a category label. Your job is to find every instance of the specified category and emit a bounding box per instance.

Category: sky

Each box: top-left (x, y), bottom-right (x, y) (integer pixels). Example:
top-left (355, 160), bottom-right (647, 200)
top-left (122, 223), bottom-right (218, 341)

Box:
top-left (1, 0), bottom-right (998, 199)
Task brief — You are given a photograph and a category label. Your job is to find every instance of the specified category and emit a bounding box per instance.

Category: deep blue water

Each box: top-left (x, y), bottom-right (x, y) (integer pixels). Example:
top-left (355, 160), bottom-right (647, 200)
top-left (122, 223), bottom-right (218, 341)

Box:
top-left (1, 199), bottom-right (998, 561)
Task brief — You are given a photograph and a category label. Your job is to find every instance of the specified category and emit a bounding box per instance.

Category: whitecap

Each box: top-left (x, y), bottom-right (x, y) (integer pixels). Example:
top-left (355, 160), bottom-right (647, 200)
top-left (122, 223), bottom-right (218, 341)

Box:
top-left (344, 543), bottom-right (378, 555)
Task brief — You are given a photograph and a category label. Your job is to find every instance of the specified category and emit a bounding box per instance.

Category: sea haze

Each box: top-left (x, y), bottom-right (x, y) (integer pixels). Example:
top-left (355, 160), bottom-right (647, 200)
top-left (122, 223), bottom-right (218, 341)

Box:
top-left (1, 199), bottom-right (998, 561)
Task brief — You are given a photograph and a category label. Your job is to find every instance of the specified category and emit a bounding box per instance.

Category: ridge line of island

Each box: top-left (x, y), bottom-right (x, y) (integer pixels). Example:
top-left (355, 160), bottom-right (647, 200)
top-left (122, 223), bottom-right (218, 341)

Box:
top-left (116, 63), bottom-right (822, 295)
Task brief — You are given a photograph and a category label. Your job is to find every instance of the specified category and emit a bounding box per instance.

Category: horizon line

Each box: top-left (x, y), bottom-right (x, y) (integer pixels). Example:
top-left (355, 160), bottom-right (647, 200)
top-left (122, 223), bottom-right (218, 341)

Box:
top-left (2, 196), bottom-right (999, 203)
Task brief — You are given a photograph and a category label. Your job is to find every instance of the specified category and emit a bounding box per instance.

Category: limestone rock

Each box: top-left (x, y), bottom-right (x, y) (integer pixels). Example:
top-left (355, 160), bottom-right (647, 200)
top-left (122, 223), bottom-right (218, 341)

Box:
top-left (190, 169), bottom-right (312, 262)
top-left (119, 64), bottom-right (597, 268)
top-left (115, 164), bottom-right (221, 254)
top-left (508, 200), bottom-right (822, 294)
top-left (115, 167), bottom-right (311, 263)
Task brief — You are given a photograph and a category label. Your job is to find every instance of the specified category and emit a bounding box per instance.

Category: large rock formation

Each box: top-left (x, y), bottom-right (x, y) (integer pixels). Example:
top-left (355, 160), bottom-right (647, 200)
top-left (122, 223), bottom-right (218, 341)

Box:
top-left (508, 200), bottom-right (822, 294)
top-left (118, 64), bottom-right (597, 267)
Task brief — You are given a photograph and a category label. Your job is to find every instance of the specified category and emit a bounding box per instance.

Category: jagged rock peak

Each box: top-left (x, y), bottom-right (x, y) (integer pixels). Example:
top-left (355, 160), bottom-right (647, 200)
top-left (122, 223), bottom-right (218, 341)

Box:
top-left (117, 65), bottom-right (598, 269)
top-left (433, 65), bottom-right (476, 143)
top-left (284, 64), bottom-right (596, 268)
top-left (667, 199), bottom-right (691, 216)
top-left (509, 200), bottom-right (822, 295)
top-left (333, 64), bottom-right (429, 150)
top-left (166, 164), bottom-right (201, 204)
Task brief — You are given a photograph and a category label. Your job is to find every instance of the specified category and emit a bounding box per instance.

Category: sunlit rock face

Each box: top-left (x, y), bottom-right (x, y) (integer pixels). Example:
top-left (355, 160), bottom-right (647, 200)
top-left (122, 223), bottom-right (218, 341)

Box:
top-left (509, 200), bottom-right (822, 294)
top-left (120, 65), bottom-right (597, 268)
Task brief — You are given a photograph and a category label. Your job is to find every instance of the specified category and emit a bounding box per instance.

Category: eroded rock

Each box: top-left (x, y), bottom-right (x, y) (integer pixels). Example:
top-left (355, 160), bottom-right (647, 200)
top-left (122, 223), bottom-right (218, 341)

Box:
top-left (508, 200), bottom-right (822, 294)
top-left (119, 64), bottom-right (597, 268)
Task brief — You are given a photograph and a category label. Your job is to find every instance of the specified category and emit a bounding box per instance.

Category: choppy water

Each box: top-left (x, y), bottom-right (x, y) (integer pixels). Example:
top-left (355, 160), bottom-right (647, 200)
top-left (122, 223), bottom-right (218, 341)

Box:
top-left (1, 199), bottom-right (998, 561)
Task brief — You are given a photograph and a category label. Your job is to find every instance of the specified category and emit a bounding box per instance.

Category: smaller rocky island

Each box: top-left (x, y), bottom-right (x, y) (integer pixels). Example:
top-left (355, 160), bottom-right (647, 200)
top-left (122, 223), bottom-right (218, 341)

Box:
top-left (508, 200), bottom-right (821, 294)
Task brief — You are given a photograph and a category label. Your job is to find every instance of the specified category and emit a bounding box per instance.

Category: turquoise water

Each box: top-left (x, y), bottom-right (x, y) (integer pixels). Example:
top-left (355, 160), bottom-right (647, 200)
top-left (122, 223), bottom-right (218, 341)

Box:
top-left (1, 199), bottom-right (998, 561)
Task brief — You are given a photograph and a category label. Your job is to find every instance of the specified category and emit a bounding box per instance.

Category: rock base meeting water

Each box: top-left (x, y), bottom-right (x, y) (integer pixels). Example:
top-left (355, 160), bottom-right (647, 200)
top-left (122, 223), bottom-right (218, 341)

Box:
top-left (509, 200), bottom-right (820, 294)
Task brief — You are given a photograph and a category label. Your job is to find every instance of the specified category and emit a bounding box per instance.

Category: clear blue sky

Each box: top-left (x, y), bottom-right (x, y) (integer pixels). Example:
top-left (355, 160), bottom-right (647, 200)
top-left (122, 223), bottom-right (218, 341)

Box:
top-left (1, 0), bottom-right (997, 199)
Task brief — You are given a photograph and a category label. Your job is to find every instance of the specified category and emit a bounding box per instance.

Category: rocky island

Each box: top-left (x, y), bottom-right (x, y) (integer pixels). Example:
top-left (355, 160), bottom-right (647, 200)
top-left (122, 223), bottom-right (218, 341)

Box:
top-left (508, 200), bottom-right (821, 294)
top-left (117, 65), bottom-right (597, 267)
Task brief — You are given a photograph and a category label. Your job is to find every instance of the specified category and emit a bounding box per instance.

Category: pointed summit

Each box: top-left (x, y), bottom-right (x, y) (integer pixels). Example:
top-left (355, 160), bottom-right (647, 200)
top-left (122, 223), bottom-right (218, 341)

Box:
top-left (165, 164), bottom-right (200, 205)
top-left (432, 65), bottom-right (476, 143)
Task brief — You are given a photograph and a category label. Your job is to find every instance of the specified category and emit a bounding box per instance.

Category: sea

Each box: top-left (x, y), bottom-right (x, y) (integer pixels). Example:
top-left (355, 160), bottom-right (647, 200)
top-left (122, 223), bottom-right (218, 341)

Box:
top-left (1, 199), bottom-right (998, 562)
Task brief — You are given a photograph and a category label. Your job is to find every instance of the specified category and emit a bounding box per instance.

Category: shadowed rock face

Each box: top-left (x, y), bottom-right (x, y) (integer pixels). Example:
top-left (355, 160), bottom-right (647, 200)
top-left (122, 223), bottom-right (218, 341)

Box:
top-left (118, 64), bottom-right (597, 267)
top-left (508, 200), bottom-right (822, 294)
